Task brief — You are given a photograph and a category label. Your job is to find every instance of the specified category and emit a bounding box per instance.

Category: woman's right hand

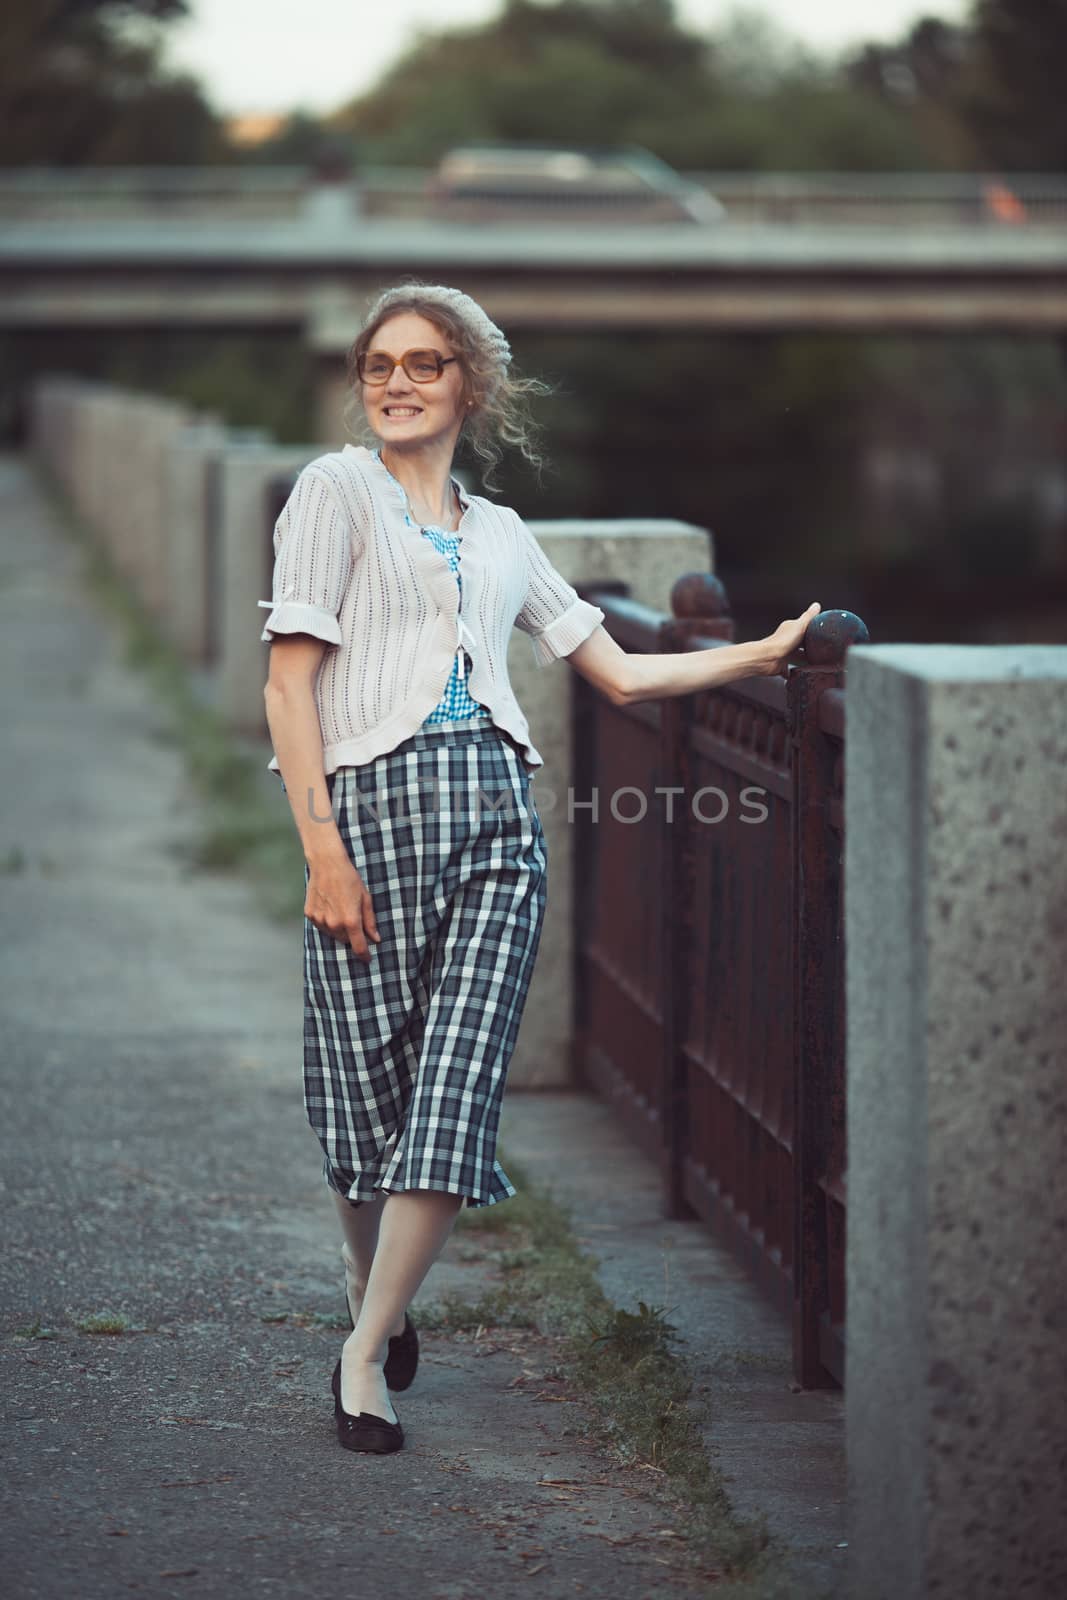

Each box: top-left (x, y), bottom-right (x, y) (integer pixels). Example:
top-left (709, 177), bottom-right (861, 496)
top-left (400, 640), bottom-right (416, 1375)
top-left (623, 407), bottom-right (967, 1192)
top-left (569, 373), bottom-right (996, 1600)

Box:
top-left (305, 855), bottom-right (382, 964)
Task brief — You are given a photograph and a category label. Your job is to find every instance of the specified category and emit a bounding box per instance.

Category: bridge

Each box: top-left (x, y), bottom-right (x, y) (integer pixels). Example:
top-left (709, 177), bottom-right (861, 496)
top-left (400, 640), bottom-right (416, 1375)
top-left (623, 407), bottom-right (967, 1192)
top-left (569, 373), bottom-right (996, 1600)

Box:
top-left (3, 167), bottom-right (1066, 340)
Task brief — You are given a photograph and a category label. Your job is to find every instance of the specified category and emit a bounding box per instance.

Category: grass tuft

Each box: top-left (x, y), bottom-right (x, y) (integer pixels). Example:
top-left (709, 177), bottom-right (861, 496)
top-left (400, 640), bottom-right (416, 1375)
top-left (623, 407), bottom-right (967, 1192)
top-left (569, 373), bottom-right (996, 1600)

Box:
top-left (1, 846), bottom-right (28, 875)
top-left (75, 1312), bottom-right (131, 1336)
top-left (13, 1318), bottom-right (60, 1340)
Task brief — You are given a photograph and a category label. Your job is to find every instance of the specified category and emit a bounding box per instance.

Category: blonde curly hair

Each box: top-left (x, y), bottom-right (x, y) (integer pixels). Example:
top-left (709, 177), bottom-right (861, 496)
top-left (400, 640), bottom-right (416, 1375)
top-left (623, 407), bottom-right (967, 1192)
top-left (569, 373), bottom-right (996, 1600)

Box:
top-left (341, 280), bottom-right (554, 493)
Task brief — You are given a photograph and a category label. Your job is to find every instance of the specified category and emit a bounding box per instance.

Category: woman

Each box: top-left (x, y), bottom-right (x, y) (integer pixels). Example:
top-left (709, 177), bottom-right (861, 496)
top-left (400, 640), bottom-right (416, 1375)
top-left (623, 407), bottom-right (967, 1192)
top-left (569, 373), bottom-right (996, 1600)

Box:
top-left (260, 282), bottom-right (820, 1455)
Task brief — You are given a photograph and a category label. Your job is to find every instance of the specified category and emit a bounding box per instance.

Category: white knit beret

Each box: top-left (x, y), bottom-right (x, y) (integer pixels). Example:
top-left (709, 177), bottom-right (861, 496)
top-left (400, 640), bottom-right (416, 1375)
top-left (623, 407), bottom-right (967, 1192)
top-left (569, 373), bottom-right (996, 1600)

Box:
top-left (363, 284), bottom-right (512, 372)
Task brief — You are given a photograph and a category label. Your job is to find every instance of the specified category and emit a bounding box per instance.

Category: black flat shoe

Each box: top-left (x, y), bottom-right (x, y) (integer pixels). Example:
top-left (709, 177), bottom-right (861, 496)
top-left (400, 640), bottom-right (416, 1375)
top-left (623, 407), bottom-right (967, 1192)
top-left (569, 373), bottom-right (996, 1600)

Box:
top-left (384, 1312), bottom-right (419, 1392)
top-left (331, 1359), bottom-right (404, 1454)
top-left (345, 1294), bottom-right (419, 1393)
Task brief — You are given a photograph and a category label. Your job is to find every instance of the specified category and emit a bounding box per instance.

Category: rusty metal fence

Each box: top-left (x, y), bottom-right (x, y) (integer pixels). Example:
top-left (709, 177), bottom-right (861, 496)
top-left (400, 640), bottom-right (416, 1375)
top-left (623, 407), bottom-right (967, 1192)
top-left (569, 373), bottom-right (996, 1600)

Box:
top-left (570, 573), bottom-right (866, 1389)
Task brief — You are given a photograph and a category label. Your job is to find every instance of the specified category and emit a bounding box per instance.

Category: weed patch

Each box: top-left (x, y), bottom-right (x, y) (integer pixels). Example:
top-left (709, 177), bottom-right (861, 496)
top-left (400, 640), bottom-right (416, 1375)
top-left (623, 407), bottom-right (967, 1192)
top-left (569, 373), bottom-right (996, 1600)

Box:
top-left (74, 1312), bottom-right (131, 1335)
top-left (422, 1150), bottom-right (799, 1590)
top-left (13, 1318), bottom-right (60, 1340)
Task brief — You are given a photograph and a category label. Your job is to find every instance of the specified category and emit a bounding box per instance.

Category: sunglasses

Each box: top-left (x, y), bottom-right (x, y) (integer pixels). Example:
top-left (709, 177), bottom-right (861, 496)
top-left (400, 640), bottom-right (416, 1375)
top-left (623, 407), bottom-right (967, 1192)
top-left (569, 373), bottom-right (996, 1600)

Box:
top-left (357, 348), bottom-right (459, 385)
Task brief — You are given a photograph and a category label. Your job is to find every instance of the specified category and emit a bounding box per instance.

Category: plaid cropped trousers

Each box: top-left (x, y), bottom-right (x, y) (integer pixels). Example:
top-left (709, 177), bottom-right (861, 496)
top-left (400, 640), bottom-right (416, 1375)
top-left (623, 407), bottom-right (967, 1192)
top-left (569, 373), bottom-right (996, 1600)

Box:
top-left (302, 715), bottom-right (548, 1209)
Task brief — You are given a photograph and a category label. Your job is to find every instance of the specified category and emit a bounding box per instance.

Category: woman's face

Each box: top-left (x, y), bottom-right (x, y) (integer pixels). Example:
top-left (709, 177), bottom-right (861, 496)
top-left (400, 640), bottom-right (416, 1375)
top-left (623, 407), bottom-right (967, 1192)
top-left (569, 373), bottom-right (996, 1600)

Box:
top-left (360, 312), bottom-right (468, 451)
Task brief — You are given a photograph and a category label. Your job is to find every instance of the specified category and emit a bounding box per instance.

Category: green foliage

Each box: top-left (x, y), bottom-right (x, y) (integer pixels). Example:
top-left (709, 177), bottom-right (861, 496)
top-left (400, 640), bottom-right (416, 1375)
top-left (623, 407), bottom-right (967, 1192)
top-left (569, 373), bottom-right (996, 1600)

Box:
top-left (3, 0), bottom-right (1064, 175)
top-left (0, 0), bottom-right (224, 164)
top-left (236, 111), bottom-right (358, 169)
top-left (321, 0), bottom-right (1067, 175)
top-left (329, 2), bottom-right (700, 165)
top-left (75, 1311), bottom-right (130, 1335)
top-left (13, 1318), bottom-right (60, 1340)
top-left (578, 1298), bottom-right (683, 1364)
top-left (101, 333), bottom-right (317, 444)
top-left (481, 328), bottom-right (873, 573)
top-left (6, 0), bottom-right (1064, 178)
top-left (966, 0), bottom-right (1067, 168)
top-left (0, 326), bottom-right (296, 453)
top-left (468, 325), bottom-right (1066, 595)
top-left (329, 0), bottom-right (938, 171)
top-left (845, 1), bottom-right (1067, 171)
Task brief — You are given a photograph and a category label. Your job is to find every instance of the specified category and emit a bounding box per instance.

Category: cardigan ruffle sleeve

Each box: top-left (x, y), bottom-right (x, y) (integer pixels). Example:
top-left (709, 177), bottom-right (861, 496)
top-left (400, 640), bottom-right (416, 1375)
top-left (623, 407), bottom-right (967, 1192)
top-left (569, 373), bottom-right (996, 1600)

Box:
top-left (512, 514), bottom-right (605, 668)
top-left (258, 464), bottom-right (358, 646)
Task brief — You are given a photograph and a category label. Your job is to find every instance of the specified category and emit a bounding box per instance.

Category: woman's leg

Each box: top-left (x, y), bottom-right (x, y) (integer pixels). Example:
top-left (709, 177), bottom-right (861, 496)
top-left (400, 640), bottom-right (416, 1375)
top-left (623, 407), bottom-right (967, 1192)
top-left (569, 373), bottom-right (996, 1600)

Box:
top-left (339, 1188), bottom-right (464, 1423)
top-left (330, 1189), bottom-right (405, 1338)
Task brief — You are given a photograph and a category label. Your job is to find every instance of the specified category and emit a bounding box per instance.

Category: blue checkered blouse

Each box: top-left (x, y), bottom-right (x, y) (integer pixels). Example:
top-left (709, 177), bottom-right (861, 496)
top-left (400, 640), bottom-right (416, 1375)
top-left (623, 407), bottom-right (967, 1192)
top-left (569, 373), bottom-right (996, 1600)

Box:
top-left (374, 449), bottom-right (490, 725)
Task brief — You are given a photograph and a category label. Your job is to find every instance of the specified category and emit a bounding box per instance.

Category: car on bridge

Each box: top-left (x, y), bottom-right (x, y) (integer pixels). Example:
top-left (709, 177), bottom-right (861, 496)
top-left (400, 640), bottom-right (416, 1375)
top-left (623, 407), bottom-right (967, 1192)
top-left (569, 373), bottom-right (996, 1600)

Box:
top-left (428, 143), bottom-right (726, 225)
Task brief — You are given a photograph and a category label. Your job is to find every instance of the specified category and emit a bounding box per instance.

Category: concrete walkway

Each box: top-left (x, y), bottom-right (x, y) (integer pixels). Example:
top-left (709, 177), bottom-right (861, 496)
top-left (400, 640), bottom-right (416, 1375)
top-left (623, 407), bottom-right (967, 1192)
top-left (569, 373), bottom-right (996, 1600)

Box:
top-left (0, 456), bottom-right (844, 1599)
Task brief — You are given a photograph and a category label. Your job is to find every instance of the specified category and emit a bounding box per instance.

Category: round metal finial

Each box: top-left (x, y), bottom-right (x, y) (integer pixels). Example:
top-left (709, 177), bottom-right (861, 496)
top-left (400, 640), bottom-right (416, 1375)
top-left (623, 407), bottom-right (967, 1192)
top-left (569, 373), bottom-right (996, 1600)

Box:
top-left (803, 609), bottom-right (870, 666)
top-left (671, 572), bottom-right (730, 620)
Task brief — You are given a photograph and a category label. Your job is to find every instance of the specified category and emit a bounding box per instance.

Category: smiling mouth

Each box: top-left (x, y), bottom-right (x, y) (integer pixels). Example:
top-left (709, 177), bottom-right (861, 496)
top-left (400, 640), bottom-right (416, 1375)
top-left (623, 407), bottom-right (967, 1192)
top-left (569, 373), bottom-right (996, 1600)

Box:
top-left (383, 407), bottom-right (423, 417)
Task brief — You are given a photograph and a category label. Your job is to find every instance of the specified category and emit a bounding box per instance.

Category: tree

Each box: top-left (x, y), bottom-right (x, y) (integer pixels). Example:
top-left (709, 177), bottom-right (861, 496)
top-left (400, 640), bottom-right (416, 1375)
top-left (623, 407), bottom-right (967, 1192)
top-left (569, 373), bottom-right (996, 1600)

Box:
top-left (845, 1), bottom-right (1067, 172)
top-left (843, 16), bottom-right (979, 170)
top-left (327, 0), bottom-right (710, 163)
top-left (966, 0), bottom-right (1067, 168)
top-left (0, 0), bottom-right (225, 164)
top-left (236, 111), bottom-right (347, 169)
top-left (329, 0), bottom-right (931, 171)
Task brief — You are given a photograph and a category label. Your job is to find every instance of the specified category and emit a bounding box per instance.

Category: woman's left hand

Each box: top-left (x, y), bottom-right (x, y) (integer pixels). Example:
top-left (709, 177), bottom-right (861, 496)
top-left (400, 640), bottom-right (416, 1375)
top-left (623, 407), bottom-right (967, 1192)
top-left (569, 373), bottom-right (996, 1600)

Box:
top-left (755, 602), bottom-right (822, 677)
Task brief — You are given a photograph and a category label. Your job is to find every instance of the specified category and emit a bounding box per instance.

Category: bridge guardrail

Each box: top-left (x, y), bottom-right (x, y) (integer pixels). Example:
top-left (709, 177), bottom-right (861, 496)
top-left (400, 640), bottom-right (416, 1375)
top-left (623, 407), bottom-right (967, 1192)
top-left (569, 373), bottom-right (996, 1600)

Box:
top-left (3, 167), bottom-right (1066, 227)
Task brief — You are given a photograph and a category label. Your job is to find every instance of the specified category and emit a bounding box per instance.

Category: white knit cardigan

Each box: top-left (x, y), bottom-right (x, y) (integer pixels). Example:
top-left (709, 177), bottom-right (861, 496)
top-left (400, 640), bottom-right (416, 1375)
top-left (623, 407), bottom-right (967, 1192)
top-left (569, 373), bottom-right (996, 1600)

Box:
top-left (258, 444), bottom-right (605, 777)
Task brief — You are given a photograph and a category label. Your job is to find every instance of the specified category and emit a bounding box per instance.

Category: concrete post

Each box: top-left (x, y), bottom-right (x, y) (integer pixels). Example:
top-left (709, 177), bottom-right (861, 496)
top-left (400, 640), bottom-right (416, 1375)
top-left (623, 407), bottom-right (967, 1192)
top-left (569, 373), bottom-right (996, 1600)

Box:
top-left (26, 376), bottom-right (74, 477)
top-left (313, 361), bottom-right (350, 450)
top-left (845, 644), bottom-right (1067, 1599)
top-left (138, 397), bottom-right (195, 624)
top-left (161, 418), bottom-right (229, 662)
top-left (88, 388), bottom-right (138, 578)
top-left (214, 443), bottom-right (320, 732)
top-left (508, 518), bottom-right (710, 1088)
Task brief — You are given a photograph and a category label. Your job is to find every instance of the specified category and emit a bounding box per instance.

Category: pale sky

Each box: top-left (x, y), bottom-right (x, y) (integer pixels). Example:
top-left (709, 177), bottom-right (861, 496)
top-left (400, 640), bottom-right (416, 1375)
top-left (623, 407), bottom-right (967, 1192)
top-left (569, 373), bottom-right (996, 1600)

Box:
top-left (162, 0), bottom-right (969, 117)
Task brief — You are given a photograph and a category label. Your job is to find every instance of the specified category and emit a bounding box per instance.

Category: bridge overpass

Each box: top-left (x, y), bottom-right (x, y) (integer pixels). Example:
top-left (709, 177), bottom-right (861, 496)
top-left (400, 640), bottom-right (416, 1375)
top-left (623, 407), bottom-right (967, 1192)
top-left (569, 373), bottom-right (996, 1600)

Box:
top-left (3, 214), bottom-right (1066, 341)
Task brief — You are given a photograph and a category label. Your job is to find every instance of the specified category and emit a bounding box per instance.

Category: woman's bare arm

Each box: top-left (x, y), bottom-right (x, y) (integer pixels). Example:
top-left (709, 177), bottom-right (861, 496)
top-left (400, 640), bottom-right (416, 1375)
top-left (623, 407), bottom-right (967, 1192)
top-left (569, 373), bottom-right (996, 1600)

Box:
top-left (263, 636), bottom-right (381, 962)
top-left (264, 636), bottom-right (347, 865)
top-left (564, 602), bottom-right (822, 704)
